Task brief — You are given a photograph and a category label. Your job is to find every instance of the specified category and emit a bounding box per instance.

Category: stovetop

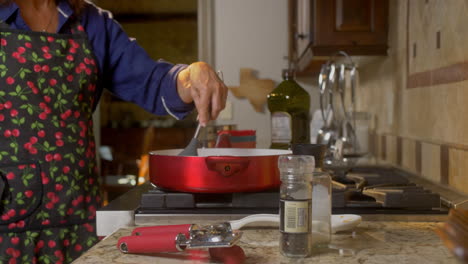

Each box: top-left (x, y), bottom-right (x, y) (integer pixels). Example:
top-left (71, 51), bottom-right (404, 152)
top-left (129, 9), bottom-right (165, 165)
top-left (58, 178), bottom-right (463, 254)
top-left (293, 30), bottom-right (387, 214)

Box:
top-left (96, 164), bottom-right (468, 236)
top-left (135, 166), bottom-right (449, 216)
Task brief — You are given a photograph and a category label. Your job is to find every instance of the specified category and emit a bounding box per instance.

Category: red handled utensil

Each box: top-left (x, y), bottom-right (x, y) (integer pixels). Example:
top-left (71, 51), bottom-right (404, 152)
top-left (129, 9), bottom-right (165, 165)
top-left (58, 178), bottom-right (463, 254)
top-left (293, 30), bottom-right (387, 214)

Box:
top-left (131, 224), bottom-right (193, 237)
top-left (117, 215), bottom-right (281, 254)
top-left (117, 222), bottom-right (242, 254)
top-left (130, 214), bottom-right (279, 238)
top-left (118, 232), bottom-right (189, 253)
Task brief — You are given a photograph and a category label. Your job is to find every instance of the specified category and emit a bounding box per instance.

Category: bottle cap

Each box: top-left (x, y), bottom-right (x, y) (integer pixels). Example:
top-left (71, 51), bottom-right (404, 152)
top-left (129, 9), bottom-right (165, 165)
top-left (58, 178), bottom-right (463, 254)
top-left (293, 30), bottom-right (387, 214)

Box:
top-left (282, 69), bottom-right (295, 80)
top-left (291, 144), bottom-right (326, 168)
top-left (278, 155), bottom-right (315, 176)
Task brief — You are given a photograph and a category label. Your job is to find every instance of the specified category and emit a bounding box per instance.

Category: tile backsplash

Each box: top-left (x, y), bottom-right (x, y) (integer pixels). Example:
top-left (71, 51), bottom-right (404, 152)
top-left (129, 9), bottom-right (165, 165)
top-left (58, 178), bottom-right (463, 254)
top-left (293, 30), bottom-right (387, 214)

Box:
top-left (356, 0), bottom-right (468, 194)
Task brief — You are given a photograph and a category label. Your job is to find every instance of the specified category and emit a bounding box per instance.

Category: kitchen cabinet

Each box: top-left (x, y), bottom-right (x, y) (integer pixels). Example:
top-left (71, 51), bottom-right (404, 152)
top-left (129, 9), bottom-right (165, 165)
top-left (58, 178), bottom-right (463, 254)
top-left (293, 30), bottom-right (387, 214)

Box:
top-left (289, 0), bottom-right (389, 75)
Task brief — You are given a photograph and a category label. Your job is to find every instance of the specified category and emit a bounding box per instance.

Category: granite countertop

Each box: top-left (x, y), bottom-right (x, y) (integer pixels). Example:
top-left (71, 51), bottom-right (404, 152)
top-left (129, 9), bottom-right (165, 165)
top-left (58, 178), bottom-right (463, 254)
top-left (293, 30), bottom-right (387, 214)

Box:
top-left (74, 221), bottom-right (457, 264)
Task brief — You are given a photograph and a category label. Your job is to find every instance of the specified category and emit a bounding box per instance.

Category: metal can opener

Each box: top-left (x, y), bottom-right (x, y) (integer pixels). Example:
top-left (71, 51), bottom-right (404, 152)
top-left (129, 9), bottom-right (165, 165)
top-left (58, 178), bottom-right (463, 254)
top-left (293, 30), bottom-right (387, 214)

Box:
top-left (117, 222), bottom-right (242, 254)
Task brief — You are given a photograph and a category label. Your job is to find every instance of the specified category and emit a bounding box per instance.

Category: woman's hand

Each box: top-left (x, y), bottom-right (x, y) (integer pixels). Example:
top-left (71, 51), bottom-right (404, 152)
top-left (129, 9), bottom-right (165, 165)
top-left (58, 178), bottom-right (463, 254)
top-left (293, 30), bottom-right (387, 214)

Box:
top-left (177, 62), bottom-right (228, 126)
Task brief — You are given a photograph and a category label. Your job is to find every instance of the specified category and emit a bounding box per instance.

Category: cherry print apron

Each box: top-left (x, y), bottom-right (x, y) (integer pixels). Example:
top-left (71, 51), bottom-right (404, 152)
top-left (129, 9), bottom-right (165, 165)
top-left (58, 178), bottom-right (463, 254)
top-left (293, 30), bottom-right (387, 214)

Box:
top-left (0, 19), bottom-right (101, 264)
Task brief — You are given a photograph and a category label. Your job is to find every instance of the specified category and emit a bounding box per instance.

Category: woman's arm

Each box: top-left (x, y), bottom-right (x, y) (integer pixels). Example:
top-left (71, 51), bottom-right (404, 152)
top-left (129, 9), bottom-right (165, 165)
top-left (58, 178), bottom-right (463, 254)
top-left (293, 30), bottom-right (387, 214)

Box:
top-left (81, 3), bottom-right (226, 122)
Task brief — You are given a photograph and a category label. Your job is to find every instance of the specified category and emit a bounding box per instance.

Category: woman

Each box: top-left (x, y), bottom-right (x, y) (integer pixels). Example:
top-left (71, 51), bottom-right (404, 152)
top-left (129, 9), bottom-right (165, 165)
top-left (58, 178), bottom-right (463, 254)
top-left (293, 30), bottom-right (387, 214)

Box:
top-left (0, 0), bottom-right (227, 263)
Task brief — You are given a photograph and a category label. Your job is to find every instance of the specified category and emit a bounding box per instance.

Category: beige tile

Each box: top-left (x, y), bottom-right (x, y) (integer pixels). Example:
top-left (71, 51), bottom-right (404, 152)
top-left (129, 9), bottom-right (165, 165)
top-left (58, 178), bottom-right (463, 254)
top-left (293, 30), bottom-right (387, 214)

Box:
top-left (402, 88), bottom-right (435, 140)
top-left (402, 138), bottom-right (416, 173)
top-left (399, 80), bottom-right (468, 146)
top-left (385, 135), bottom-right (397, 165)
top-left (432, 81), bottom-right (468, 146)
top-left (376, 133), bottom-right (384, 160)
top-left (352, 0), bottom-right (468, 168)
top-left (421, 142), bottom-right (441, 183)
top-left (448, 148), bottom-right (468, 195)
top-left (408, 0), bottom-right (468, 71)
top-left (439, 0), bottom-right (467, 67)
top-left (368, 132), bottom-right (379, 158)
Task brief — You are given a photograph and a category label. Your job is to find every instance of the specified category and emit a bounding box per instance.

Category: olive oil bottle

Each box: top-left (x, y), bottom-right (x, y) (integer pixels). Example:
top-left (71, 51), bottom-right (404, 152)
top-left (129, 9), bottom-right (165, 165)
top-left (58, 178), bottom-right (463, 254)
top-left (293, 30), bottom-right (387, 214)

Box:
top-left (267, 69), bottom-right (310, 149)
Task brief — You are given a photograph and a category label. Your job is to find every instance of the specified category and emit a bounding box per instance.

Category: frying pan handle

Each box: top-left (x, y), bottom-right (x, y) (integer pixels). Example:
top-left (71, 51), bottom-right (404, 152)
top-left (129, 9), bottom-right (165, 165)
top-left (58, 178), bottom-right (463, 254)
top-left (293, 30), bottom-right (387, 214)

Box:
top-left (117, 233), bottom-right (186, 254)
top-left (131, 224), bottom-right (192, 238)
top-left (205, 157), bottom-right (250, 177)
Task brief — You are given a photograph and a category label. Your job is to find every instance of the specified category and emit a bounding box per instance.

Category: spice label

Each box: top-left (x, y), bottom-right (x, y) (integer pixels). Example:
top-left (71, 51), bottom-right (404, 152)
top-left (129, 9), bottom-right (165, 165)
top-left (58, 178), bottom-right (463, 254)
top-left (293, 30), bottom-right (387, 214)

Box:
top-left (271, 112), bottom-right (292, 143)
top-left (280, 199), bottom-right (311, 233)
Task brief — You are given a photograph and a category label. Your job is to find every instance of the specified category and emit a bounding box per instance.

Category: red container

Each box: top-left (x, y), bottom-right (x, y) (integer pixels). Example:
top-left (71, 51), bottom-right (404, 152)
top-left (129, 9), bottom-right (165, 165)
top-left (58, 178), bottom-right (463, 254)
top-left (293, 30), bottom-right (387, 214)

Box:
top-left (216, 130), bottom-right (256, 148)
top-left (149, 148), bottom-right (291, 193)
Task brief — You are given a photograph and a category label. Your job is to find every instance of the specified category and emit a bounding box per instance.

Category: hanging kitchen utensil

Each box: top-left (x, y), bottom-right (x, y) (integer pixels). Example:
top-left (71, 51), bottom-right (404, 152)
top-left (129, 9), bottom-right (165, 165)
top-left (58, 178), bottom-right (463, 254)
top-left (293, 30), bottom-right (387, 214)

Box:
top-left (317, 51), bottom-right (361, 158)
top-left (337, 63), bottom-right (358, 154)
top-left (317, 62), bottom-right (338, 147)
top-left (318, 63), bottom-right (329, 124)
top-left (117, 223), bottom-right (242, 254)
top-left (350, 65), bottom-right (357, 117)
top-left (337, 63), bottom-right (347, 121)
top-left (326, 63), bottom-right (336, 124)
top-left (348, 64), bottom-right (360, 153)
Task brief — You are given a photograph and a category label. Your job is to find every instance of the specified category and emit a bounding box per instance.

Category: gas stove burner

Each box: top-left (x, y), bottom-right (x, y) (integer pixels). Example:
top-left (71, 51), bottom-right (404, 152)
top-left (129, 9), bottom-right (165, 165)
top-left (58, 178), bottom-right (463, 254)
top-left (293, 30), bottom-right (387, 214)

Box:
top-left (137, 187), bottom-right (280, 215)
top-left (345, 172), bottom-right (410, 189)
top-left (363, 186), bottom-right (441, 208)
top-left (336, 170), bottom-right (441, 209)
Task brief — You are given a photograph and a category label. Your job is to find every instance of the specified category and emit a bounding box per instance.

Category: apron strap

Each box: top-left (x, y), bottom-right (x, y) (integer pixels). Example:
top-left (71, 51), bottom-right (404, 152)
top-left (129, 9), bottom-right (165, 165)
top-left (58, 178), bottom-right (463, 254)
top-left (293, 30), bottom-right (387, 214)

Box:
top-left (0, 15), bottom-right (85, 34)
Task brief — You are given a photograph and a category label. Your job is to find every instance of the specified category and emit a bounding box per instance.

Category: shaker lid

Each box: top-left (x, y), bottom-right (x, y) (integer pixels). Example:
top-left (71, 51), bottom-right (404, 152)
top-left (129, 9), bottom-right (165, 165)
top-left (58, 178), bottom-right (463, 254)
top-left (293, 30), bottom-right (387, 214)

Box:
top-left (291, 144), bottom-right (326, 168)
top-left (278, 155), bottom-right (315, 175)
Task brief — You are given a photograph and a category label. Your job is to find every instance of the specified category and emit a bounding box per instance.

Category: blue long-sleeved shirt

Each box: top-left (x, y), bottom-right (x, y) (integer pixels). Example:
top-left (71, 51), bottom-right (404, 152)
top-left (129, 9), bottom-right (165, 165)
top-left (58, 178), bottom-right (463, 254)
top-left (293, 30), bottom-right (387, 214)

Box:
top-left (0, 0), bottom-right (194, 119)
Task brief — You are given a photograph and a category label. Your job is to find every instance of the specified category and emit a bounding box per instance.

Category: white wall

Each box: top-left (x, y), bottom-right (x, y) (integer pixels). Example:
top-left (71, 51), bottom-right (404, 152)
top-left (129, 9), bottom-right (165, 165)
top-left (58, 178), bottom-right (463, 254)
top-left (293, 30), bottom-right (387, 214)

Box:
top-left (213, 0), bottom-right (319, 148)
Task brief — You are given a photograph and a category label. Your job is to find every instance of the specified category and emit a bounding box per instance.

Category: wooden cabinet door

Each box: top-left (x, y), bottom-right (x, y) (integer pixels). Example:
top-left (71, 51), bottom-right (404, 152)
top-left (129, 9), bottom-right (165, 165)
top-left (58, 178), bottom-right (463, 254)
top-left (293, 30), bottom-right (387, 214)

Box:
top-left (289, 0), bottom-right (388, 75)
top-left (312, 0), bottom-right (388, 55)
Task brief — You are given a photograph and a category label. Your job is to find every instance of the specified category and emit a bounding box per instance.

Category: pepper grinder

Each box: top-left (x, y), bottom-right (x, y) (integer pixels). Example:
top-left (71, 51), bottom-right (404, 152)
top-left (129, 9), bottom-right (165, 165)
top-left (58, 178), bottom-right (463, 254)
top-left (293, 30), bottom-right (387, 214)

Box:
top-left (278, 155), bottom-right (314, 258)
top-left (292, 144), bottom-right (332, 248)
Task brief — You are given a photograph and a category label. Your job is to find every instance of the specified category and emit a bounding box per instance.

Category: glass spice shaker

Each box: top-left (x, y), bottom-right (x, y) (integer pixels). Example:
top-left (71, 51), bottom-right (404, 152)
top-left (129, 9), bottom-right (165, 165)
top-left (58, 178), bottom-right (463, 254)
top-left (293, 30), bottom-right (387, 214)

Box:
top-left (292, 144), bottom-right (332, 248)
top-left (278, 155), bottom-right (314, 258)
